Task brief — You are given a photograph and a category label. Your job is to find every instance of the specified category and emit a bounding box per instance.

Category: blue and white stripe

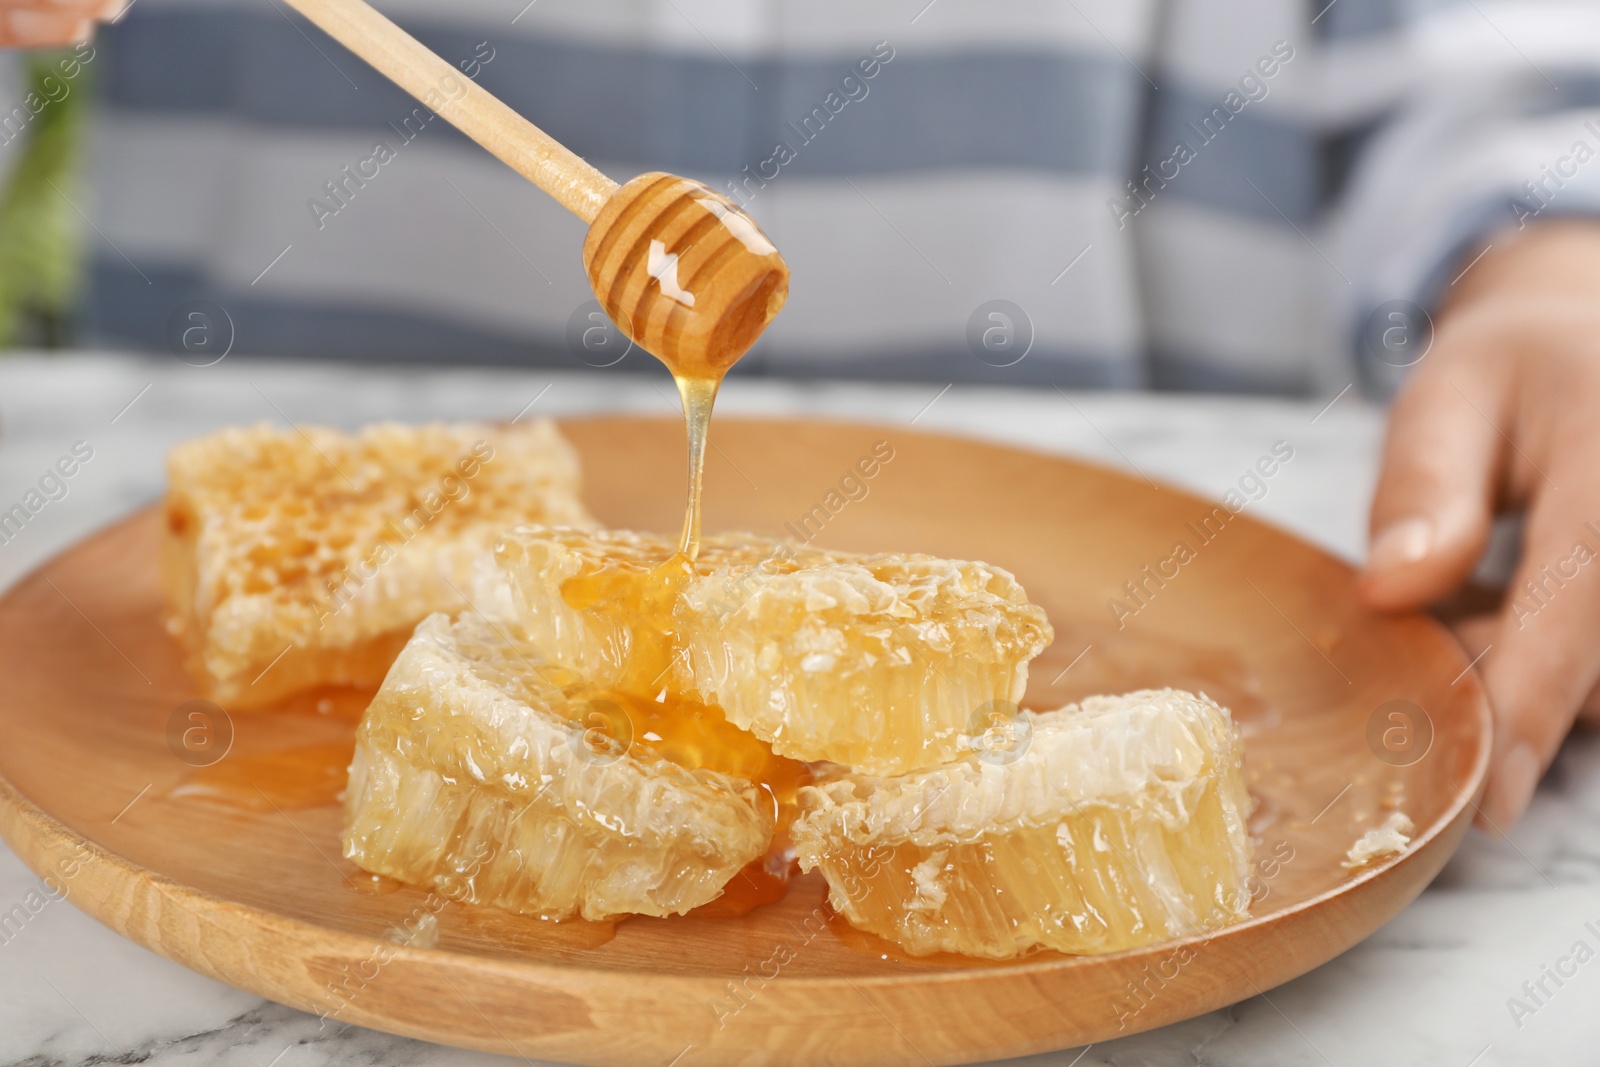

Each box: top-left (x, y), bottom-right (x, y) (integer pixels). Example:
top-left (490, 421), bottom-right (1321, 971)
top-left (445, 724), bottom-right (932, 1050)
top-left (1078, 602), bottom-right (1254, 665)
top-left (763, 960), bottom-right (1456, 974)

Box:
top-left (27, 0), bottom-right (1600, 392)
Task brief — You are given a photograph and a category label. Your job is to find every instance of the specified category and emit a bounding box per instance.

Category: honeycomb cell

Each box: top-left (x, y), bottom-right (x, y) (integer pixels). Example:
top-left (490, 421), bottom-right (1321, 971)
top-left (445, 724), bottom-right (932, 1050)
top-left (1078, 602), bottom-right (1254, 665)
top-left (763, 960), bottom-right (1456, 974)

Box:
top-left (493, 526), bottom-right (1053, 775)
top-left (792, 689), bottom-right (1255, 958)
top-left (344, 613), bottom-right (777, 921)
top-left (162, 421), bottom-right (591, 707)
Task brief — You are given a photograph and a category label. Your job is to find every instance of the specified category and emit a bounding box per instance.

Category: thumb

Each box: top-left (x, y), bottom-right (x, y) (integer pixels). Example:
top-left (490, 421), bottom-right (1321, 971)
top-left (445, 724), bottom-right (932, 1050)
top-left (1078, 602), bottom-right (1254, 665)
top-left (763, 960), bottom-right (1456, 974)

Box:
top-left (1359, 356), bottom-right (1501, 610)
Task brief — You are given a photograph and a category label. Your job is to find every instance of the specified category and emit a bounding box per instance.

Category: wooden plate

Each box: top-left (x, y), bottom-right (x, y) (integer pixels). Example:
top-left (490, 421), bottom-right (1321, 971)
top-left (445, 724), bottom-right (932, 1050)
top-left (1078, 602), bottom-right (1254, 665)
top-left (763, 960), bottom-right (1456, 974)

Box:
top-left (0, 417), bottom-right (1490, 1066)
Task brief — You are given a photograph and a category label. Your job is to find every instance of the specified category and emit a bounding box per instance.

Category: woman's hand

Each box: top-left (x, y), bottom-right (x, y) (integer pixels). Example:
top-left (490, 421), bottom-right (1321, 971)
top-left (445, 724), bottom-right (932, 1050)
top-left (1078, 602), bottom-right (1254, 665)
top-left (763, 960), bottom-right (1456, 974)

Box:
top-left (1362, 220), bottom-right (1600, 829)
top-left (0, 0), bottom-right (121, 48)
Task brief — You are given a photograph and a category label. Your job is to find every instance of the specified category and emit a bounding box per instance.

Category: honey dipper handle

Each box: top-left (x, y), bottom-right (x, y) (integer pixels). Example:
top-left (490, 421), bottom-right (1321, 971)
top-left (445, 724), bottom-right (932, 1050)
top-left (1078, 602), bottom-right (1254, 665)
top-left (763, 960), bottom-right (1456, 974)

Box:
top-left (282, 0), bottom-right (619, 222)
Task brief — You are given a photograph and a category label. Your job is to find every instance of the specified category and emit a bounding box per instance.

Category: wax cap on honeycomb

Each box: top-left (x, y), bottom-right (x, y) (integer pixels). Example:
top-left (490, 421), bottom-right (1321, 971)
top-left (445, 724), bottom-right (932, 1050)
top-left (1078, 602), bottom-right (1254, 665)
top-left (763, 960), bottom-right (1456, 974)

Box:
top-left (792, 689), bottom-right (1255, 957)
top-left (491, 525), bottom-right (1054, 775)
top-left (343, 612), bottom-right (774, 921)
top-left (163, 420), bottom-right (591, 708)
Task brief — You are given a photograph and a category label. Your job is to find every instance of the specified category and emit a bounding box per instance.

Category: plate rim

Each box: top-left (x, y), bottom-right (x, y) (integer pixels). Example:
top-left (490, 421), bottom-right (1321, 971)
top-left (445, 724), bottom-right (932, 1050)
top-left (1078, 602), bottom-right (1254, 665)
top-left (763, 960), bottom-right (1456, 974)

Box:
top-left (0, 415), bottom-right (1495, 1059)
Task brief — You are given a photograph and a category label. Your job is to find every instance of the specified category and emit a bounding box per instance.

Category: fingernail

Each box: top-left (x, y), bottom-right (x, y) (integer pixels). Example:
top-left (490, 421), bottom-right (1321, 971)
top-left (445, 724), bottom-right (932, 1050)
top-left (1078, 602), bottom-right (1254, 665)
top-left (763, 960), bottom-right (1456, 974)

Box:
top-left (1368, 518), bottom-right (1432, 574)
top-left (1485, 742), bottom-right (1541, 831)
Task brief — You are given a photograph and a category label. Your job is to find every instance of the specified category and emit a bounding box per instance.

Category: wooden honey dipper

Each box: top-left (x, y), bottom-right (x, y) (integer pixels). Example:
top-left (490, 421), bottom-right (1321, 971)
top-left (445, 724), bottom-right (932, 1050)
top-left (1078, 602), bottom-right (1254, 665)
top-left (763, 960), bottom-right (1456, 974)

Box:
top-left (283, 0), bottom-right (789, 378)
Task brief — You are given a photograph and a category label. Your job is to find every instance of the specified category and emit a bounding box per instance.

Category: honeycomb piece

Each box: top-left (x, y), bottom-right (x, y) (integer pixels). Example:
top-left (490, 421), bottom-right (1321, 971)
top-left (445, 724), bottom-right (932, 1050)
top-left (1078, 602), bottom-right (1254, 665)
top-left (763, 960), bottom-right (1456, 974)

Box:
top-left (791, 689), bottom-right (1254, 958)
top-left (492, 526), bottom-right (1053, 775)
top-left (343, 612), bottom-right (777, 920)
top-left (162, 420), bottom-right (591, 708)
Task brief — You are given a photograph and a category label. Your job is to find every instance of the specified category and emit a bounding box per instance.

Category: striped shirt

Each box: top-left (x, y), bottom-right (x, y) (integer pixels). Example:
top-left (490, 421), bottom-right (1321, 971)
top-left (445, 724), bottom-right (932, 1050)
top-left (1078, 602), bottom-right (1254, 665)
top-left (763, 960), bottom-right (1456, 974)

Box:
top-left (20, 0), bottom-right (1600, 393)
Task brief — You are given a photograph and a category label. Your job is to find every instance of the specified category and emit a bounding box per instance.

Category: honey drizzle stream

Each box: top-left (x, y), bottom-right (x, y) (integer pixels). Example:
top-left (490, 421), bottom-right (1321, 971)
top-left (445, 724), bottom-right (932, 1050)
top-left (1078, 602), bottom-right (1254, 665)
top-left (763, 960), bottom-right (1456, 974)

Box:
top-left (674, 373), bottom-right (719, 561)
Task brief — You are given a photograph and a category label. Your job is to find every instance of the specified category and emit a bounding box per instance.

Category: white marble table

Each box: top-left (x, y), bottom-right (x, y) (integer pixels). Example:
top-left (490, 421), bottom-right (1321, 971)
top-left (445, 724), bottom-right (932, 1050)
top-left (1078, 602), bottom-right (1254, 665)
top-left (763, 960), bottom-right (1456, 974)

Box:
top-left (0, 352), bottom-right (1595, 1067)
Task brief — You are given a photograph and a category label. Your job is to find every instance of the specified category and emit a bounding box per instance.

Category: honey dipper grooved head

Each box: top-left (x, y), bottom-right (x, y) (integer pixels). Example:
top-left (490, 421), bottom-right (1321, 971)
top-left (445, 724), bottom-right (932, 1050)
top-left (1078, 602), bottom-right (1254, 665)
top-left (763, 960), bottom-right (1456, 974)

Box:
top-left (582, 172), bottom-right (789, 377)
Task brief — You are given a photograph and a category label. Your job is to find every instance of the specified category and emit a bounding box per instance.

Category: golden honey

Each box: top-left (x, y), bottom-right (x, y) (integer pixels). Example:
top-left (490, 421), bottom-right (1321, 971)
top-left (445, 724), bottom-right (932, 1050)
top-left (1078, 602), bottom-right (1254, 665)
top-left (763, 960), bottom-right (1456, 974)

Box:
top-left (498, 526), bottom-right (1053, 776)
top-left (674, 374), bottom-right (719, 559)
top-left (169, 741), bottom-right (354, 811)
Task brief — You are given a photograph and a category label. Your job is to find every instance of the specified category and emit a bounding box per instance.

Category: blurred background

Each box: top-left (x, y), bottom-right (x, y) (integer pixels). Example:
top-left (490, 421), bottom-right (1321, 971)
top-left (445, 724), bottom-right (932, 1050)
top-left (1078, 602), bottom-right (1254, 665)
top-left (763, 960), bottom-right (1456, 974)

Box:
top-left (1, 0), bottom-right (1598, 394)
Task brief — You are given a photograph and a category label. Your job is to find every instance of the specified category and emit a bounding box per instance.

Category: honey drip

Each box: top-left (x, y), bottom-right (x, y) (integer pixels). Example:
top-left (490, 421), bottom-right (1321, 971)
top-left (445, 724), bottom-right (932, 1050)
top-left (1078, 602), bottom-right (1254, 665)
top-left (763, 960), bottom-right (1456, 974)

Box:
top-left (691, 854), bottom-right (799, 919)
top-left (674, 374), bottom-right (718, 561)
top-left (559, 551), bottom-right (811, 913)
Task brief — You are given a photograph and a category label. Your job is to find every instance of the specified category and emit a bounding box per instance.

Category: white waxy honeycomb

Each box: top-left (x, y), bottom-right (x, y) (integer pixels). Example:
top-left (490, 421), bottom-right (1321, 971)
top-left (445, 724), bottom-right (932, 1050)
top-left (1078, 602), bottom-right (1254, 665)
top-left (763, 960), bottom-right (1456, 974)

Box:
top-left (343, 612), bottom-right (774, 921)
top-left (792, 689), bottom-right (1255, 958)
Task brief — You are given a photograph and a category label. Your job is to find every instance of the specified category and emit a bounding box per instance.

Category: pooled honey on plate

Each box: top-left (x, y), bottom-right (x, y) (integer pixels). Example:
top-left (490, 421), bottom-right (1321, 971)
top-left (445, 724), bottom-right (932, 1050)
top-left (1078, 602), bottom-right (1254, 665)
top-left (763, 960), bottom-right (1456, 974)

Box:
top-left (170, 741), bottom-right (354, 811)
